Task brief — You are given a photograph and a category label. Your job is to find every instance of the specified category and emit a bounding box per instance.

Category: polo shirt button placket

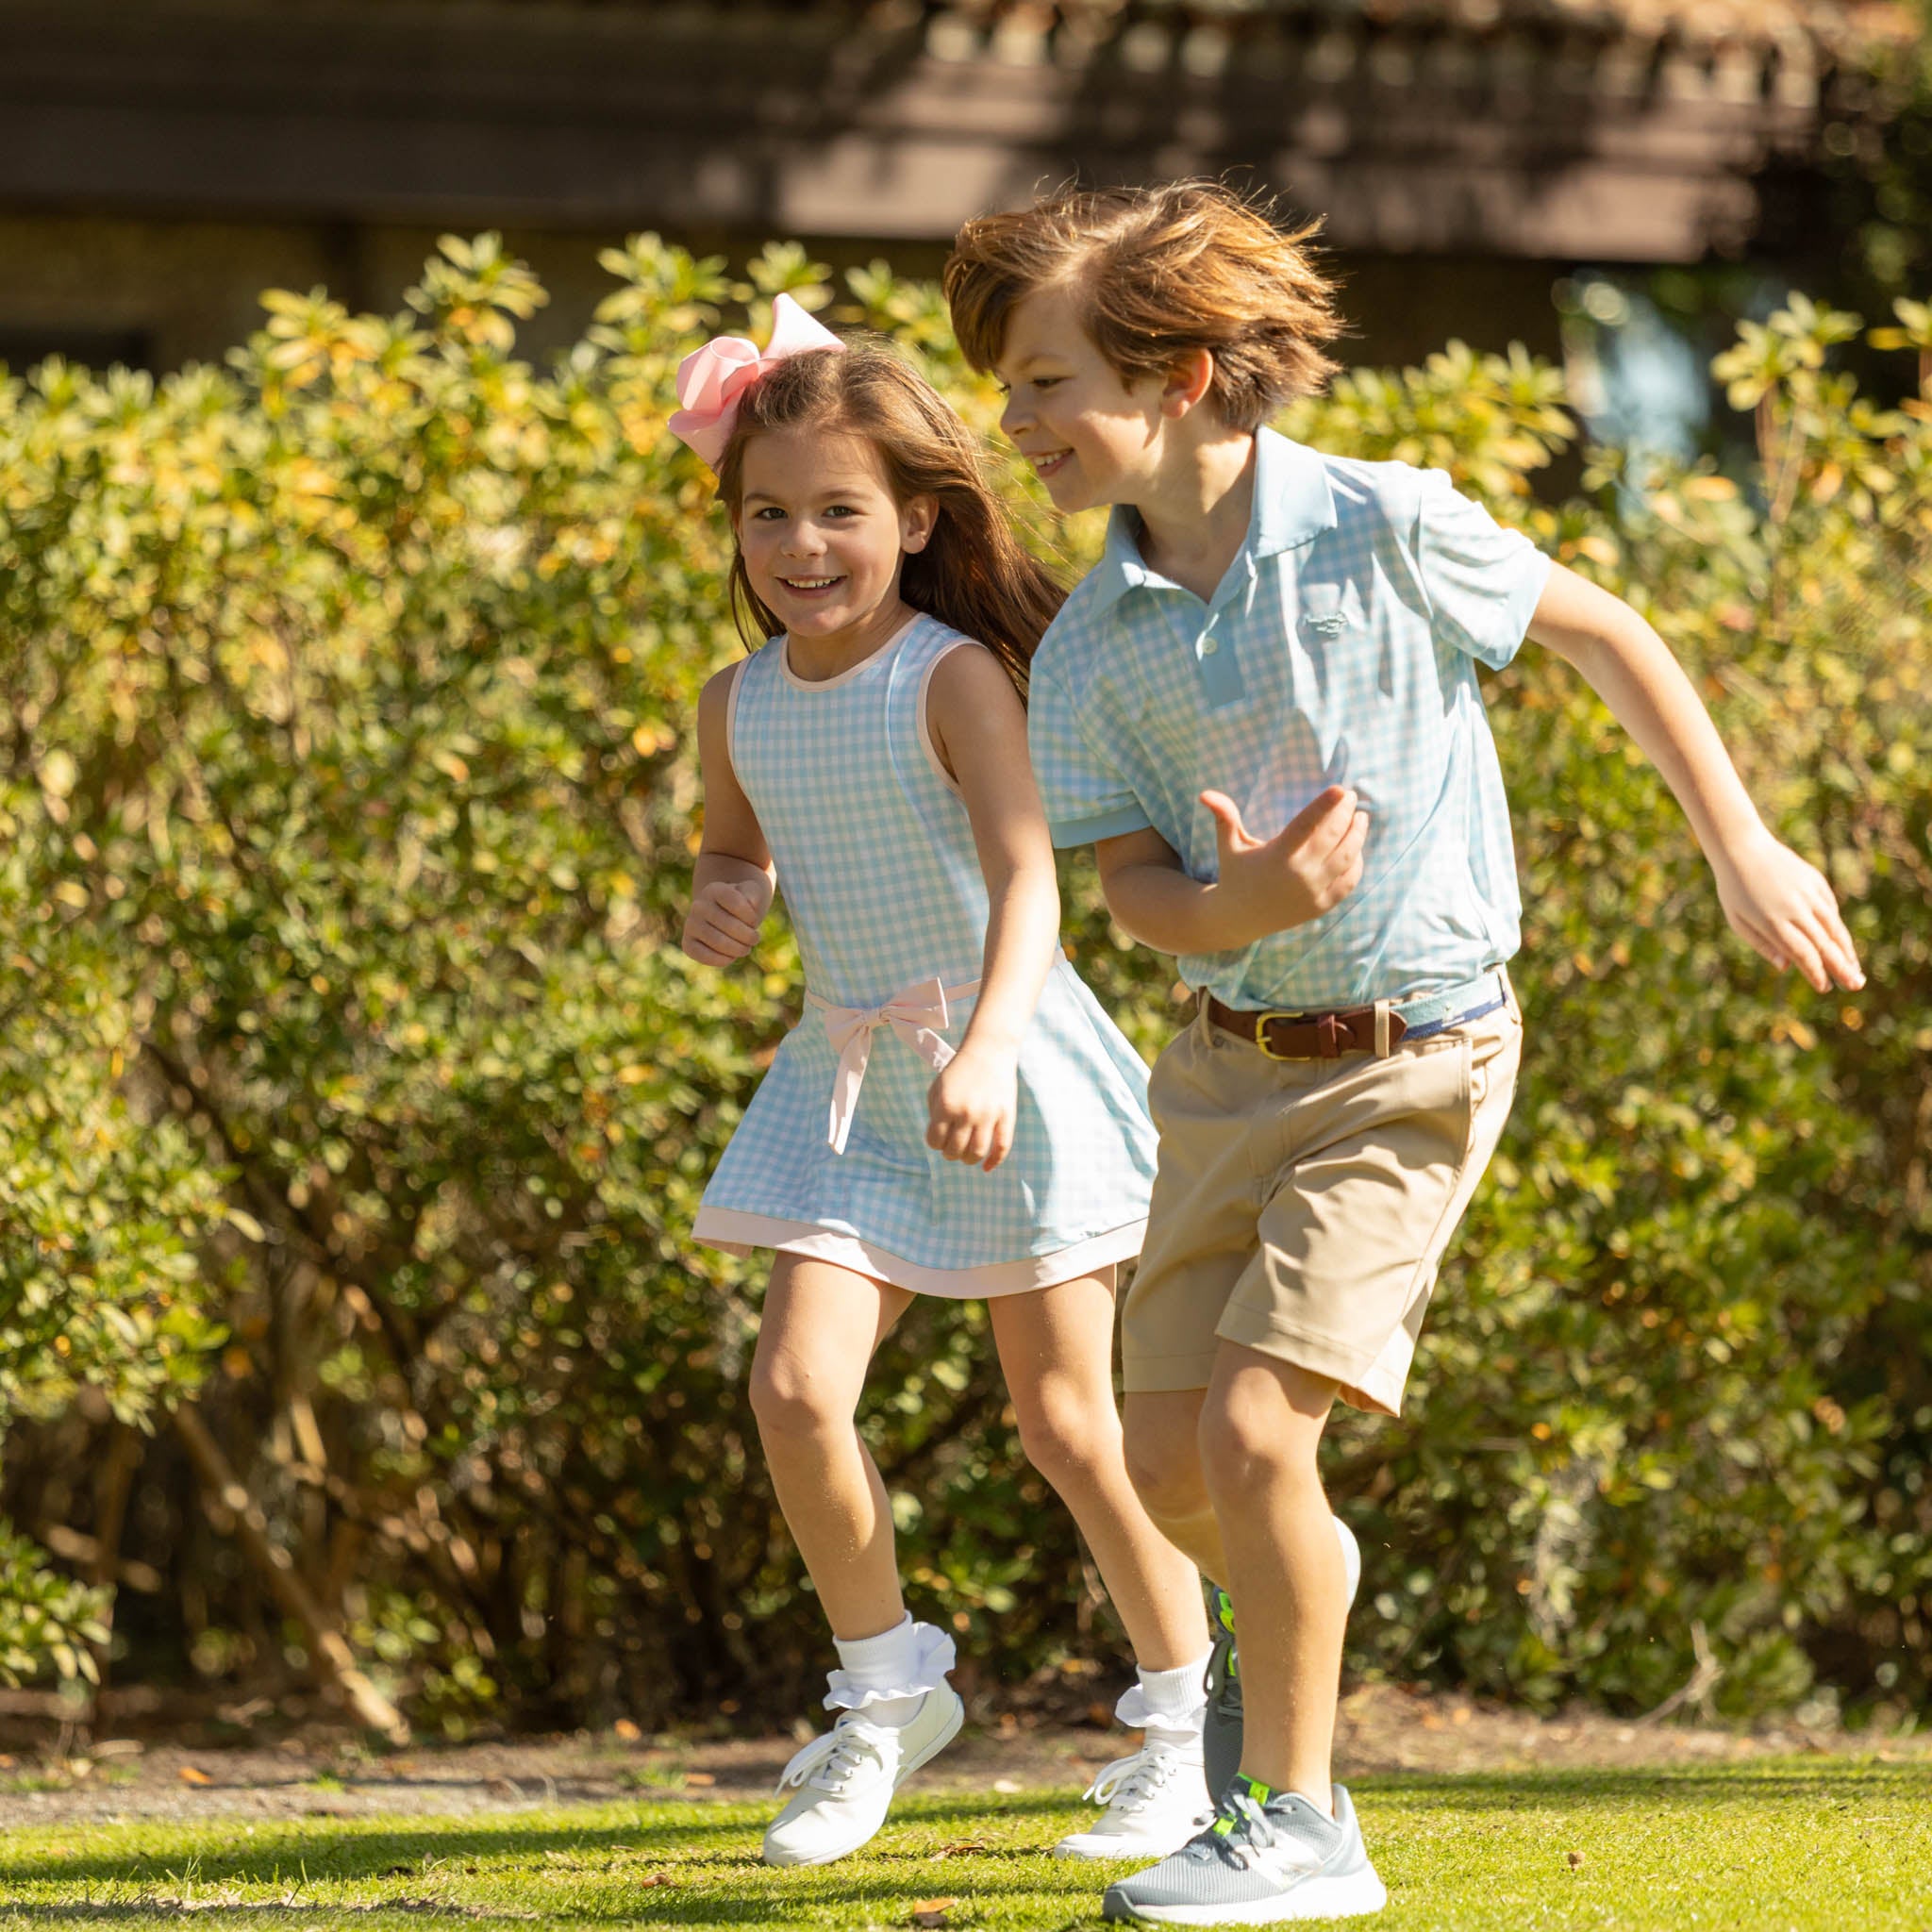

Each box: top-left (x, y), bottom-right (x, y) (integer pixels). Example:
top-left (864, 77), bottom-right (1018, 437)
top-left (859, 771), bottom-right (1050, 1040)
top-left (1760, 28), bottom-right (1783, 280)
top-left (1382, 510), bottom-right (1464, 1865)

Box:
top-left (1193, 609), bottom-right (1244, 708)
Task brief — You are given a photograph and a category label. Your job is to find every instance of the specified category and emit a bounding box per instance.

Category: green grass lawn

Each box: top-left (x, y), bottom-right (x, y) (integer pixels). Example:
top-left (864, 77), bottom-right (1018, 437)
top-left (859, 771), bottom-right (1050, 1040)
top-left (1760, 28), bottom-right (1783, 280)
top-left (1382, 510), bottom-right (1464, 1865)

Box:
top-left (0, 1760), bottom-right (1926, 1928)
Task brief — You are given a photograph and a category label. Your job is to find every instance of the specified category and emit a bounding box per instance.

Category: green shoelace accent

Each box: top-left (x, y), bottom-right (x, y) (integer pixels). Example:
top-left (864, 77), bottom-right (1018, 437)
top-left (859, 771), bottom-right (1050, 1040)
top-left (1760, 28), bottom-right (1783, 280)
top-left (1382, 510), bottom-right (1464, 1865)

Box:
top-left (1210, 1588), bottom-right (1239, 1682)
top-left (1212, 1773), bottom-right (1273, 1835)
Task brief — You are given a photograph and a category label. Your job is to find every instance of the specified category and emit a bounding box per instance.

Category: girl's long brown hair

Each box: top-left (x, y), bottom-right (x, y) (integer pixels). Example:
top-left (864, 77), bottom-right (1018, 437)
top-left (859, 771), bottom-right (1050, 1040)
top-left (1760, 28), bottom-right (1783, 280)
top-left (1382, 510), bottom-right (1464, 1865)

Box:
top-left (713, 335), bottom-right (1063, 697)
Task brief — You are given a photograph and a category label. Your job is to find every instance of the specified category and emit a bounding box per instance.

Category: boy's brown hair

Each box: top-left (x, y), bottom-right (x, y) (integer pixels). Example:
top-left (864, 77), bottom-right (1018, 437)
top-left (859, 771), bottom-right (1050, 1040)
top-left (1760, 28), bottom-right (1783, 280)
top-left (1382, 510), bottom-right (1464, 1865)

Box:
top-left (943, 180), bottom-right (1342, 432)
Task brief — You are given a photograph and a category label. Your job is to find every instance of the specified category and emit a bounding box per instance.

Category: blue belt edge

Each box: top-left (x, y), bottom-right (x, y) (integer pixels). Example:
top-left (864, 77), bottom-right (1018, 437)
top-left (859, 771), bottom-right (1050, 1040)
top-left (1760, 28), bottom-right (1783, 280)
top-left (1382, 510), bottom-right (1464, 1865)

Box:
top-left (1397, 974), bottom-right (1509, 1043)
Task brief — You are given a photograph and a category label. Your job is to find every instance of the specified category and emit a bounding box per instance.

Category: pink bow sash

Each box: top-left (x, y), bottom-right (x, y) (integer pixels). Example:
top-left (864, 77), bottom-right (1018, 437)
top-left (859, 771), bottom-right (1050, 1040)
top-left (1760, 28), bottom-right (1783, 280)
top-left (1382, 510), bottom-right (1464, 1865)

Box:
top-left (808, 975), bottom-right (981, 1155)
top-left (668, 291), bottom-right (846, 468)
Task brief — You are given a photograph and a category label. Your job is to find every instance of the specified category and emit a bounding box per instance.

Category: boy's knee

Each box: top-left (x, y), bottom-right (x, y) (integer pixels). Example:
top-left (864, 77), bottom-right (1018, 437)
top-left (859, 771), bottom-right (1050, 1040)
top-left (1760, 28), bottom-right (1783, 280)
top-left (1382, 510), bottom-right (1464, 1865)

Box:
top-left (1198, 1396), bottom-right (1321, 1497)
top-left (1123, 1430), bottom-right (1209, 1527)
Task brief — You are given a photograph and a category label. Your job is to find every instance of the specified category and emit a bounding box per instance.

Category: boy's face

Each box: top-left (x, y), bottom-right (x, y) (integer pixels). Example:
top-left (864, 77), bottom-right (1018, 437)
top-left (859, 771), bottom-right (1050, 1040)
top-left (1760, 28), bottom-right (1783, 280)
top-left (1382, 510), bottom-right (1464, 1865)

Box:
top-left (991, 284), bottom-right (1169, 514)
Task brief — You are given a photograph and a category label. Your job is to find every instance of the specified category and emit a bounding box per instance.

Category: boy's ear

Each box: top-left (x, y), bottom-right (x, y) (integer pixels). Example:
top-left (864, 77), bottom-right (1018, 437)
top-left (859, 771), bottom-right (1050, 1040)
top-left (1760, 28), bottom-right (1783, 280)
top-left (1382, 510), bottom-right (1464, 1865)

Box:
top-left (1160, 348), bottom-right (1217, 420)
top-left (902, 493), bottom-right (940, 554)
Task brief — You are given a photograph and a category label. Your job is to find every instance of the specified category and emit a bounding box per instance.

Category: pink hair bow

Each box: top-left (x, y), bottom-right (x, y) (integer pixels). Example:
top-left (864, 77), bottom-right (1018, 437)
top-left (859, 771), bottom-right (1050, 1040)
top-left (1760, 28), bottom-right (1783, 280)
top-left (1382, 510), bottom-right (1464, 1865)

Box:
top-left (668, 291), bottom-right (845, 469)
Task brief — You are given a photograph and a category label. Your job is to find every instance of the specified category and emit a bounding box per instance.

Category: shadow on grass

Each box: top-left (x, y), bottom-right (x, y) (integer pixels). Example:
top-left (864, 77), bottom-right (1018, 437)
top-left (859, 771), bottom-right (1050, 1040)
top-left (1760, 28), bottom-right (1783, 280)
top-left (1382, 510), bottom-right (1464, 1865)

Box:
top-left (0, 1793), bottom-right (1085, 1888)
top-left (0, 1862), bottom-right (1115, 1929)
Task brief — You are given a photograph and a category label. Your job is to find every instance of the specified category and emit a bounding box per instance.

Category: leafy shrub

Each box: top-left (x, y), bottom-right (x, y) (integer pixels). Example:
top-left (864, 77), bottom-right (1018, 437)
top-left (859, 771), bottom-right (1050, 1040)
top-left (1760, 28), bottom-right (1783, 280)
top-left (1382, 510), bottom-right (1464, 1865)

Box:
top-left (0, 238), bottom-right (1924, 1731)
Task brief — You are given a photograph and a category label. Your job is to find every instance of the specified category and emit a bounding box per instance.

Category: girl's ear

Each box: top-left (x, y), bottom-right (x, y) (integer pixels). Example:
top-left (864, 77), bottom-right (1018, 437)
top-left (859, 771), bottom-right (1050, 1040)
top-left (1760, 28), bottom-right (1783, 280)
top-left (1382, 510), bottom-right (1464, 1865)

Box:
top-left (901, 493), bottom-right (940, 555)
top-left (1160, 348), bottom-right (1216, 420)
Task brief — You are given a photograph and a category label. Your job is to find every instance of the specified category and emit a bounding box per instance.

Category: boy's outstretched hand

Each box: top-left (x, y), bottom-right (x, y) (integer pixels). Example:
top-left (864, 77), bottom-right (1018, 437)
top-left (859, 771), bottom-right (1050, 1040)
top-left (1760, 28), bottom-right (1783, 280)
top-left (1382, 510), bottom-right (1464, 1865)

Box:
top-left (1711, 825), bottom-right (1864, 993)
top-left (1199, 784), bottom-right (1369, 941)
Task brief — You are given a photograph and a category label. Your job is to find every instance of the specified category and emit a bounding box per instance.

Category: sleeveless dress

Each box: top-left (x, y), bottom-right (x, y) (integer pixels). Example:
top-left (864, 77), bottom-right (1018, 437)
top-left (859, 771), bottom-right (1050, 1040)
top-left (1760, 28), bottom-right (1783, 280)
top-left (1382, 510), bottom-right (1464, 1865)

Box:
top-left (692, 613), bottom-right (1158, 1296)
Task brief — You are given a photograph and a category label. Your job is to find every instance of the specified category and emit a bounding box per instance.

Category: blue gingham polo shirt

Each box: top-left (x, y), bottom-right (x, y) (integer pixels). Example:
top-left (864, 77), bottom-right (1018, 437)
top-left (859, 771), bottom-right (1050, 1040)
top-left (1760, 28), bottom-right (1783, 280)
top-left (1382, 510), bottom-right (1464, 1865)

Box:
top-left (1028, 426), bottom-right (1552, 1012)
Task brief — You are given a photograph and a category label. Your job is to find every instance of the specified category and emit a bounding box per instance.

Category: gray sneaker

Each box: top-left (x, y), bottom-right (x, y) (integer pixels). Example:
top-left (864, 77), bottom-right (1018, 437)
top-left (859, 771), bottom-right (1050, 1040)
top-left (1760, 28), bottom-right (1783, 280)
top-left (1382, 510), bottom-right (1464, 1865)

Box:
top-left (1200, 1519), bottom-right (1362, 1807)
top-left (1102, 1776), bottom-right (1387, 1924)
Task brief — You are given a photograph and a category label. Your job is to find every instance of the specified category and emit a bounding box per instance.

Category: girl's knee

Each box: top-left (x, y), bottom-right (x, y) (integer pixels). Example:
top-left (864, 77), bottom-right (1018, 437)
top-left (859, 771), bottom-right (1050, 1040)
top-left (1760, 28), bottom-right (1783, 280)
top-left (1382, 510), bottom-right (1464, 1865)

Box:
top-left (1013, 1385), bottom-right (1107, 1491)
top-left (748, 1352), bottom-right (853, 1440)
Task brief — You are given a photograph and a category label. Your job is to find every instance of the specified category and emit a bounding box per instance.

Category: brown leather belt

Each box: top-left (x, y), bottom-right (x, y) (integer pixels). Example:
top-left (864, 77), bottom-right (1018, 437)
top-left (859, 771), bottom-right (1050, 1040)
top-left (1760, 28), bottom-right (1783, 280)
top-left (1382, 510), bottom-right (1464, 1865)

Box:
top-left (1204, 993), bottom-right (1407, 1060)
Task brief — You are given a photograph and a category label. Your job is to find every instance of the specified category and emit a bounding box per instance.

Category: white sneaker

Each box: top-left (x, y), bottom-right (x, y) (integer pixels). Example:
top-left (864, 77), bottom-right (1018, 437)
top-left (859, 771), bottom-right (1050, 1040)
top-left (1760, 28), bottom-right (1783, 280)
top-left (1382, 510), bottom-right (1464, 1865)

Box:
top-left (761, 1683), bottom-right (964, 1867)
top-left (1054, 1739), bottom-right (1214, 1860)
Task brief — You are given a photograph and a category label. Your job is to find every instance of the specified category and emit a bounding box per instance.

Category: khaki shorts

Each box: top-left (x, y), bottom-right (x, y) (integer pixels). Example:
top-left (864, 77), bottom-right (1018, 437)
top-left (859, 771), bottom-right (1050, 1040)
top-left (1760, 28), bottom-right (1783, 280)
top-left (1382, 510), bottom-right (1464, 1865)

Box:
top-left (1123, 980), bottom-right (1523, 1415)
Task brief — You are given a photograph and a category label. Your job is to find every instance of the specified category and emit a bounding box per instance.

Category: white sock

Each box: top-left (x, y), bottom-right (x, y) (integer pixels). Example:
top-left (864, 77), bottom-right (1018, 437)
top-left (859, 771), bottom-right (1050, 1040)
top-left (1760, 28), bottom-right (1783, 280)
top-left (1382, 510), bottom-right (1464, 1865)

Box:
top-left (831, 1614), bottom-right (929, 1729)
top-left (1129, 1652), bottom-right (1210, 1757)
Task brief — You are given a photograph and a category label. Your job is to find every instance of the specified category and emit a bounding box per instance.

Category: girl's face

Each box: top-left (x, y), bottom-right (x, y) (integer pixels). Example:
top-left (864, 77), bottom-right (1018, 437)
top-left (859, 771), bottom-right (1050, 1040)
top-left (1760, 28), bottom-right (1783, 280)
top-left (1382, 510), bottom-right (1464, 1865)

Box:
top-left (734, 426), bottom-right (936, 655)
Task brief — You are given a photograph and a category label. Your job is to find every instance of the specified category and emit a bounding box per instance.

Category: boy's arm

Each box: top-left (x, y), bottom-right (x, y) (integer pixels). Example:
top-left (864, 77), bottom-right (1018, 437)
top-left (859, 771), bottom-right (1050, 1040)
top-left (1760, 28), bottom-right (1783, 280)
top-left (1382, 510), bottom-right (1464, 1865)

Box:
top-left (926, 646), bottom-right (1062, 1170)
top-left (1094, 788), bottom-right (1368, 958)
top-left (1524, 561), bottom-right (1862, 993)
top-left (682, 665), bottom-right (776, 968)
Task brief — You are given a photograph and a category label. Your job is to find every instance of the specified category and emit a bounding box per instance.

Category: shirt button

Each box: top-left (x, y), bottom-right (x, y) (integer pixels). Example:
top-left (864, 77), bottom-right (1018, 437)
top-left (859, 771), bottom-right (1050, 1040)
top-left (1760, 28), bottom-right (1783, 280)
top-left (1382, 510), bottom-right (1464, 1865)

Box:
top-left (1199, 635), bottom-right (1219, 656)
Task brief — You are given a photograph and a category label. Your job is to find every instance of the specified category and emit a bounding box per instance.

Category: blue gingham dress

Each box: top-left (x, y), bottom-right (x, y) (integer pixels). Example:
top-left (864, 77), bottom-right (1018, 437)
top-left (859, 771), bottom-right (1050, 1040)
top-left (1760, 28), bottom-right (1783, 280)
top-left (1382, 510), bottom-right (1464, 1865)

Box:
top-left (691, 614), bottom-right (1158, 1296)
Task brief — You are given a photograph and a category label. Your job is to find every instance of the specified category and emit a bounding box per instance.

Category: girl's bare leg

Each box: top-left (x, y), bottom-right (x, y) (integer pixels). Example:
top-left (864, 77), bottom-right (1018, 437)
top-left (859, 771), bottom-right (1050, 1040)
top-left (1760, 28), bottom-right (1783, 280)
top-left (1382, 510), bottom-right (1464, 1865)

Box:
top-left (749, 1254), bottom-right (915, 1641)
top-left (989, 1270), bottom-right (1208, 1669)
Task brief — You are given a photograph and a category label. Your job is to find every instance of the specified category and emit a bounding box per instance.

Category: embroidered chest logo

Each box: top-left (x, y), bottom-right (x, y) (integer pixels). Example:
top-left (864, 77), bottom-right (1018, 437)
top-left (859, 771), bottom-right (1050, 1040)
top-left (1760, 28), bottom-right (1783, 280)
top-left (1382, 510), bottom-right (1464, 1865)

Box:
top-left (1298, 585), bottom-right (1351, 637)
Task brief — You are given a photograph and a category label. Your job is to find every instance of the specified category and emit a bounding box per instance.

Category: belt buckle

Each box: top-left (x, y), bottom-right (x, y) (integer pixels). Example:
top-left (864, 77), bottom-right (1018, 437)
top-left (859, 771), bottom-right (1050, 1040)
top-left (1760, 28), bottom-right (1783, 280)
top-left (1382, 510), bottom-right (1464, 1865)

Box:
top-left (1252, 1008), bottom-right (1333, 1060)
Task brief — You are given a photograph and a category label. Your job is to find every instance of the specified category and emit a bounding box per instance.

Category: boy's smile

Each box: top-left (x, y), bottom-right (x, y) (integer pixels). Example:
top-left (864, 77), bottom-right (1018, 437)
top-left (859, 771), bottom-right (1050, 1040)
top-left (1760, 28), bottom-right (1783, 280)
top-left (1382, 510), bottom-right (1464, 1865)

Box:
top-left (991, 285), bottom-right (1167, 514)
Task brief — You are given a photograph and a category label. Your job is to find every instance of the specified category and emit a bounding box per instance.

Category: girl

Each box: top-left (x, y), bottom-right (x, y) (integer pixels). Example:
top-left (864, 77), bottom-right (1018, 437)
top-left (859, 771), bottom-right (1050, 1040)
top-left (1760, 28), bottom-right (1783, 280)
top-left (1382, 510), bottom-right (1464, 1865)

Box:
top-left (675, 297), bottom-right (1214, 1867)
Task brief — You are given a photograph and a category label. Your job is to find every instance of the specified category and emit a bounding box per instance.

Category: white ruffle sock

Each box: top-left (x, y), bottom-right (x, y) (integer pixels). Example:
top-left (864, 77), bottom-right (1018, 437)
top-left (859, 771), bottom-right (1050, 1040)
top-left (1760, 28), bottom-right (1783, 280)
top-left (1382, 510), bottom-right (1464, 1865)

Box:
top-left (764, 1616), bottom-right (965, 1867)
top-left (1115, 1653), bottom-right (1211, 1756)
top-left (824, 1615), bottom-right (956, 1729)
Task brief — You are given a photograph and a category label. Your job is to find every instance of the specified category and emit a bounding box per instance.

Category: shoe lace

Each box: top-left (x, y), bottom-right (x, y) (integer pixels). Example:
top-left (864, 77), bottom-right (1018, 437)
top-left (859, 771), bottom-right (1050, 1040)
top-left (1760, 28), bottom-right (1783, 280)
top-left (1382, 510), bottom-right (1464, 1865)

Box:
top-left (775, 1719), bottom-right (890, 1795)
top-left (1081, 1744), bottom-right (1178, 1814)
top-left (1219, 1791), bottom-right (1323, 1875)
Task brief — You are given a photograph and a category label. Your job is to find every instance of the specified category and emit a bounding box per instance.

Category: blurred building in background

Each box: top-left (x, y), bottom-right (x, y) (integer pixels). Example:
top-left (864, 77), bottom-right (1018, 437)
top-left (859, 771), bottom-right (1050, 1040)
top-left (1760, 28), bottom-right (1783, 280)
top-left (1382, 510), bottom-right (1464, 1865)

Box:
top-left (0, 0), bottom-right (1900, 375)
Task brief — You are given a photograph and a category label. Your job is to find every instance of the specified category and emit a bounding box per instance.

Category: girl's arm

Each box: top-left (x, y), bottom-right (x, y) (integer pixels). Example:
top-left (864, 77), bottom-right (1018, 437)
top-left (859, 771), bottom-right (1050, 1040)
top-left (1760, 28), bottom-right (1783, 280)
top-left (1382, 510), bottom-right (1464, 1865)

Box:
top-left (682, 663), bottom-right (777, 968)
top-left (924, 645), bottom-right (1062, 1171)
top-left (1525, 561), bottom-right (1863, 993)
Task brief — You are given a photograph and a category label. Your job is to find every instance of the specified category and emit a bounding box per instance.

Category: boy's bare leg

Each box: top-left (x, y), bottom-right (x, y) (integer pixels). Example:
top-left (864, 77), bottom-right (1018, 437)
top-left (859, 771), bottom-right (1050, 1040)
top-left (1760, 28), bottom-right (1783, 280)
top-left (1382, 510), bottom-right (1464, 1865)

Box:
top-left (990, 1273), bottom-right (1208, 1669)
top-left (1122, 1388), bottom-right (1229, 1586)
top-left (748, 1254), bottom-right (916, 1640)
top-left (1197, 1342), bottom-right (1344, 1806)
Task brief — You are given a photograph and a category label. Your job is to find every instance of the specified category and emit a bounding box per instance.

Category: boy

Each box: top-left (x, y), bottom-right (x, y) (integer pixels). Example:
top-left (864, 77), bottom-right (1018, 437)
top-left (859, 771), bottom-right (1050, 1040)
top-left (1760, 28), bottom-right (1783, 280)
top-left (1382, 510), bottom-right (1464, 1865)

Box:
top-left (942, 182), bottom-right (1861, 1924)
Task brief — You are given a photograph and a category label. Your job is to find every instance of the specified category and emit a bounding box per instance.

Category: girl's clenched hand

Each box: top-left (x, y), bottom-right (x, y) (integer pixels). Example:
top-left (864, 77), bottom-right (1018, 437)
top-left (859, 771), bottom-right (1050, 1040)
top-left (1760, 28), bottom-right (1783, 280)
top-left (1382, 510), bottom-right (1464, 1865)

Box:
top-left (682, 877), bottom-right (773, 967)
top-left (926, 1041), bottom-right (1019, 1172)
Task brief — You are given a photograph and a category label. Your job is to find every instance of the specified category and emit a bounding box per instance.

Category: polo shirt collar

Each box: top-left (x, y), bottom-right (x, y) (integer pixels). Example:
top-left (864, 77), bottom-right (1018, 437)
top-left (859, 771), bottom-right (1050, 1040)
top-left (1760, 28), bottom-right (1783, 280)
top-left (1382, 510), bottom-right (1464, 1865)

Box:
top-left (1250, 425), bottom-right (1338, 558)
top-left (1083, 427), bottom-right (1337, 617)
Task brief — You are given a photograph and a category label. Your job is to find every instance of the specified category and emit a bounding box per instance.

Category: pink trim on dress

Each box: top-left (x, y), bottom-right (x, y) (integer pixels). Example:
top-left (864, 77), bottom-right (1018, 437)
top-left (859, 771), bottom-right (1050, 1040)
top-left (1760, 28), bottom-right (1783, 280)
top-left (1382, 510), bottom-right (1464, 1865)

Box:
top-left (778, 613), bottom-right (921, 691)
top-left (915, 638), bottom-right (974, 798)
top-left (722, 656), bottom-right (749, 786)
top-left (691, 1208), bottom-right (1146, 1299)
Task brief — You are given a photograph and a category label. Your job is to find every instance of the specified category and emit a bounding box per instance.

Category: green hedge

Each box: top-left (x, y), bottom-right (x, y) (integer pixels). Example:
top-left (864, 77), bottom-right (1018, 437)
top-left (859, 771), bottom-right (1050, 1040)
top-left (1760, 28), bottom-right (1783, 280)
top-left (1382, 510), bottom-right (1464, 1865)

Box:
top-left (0, 239), bottom-right (1925, 1734)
